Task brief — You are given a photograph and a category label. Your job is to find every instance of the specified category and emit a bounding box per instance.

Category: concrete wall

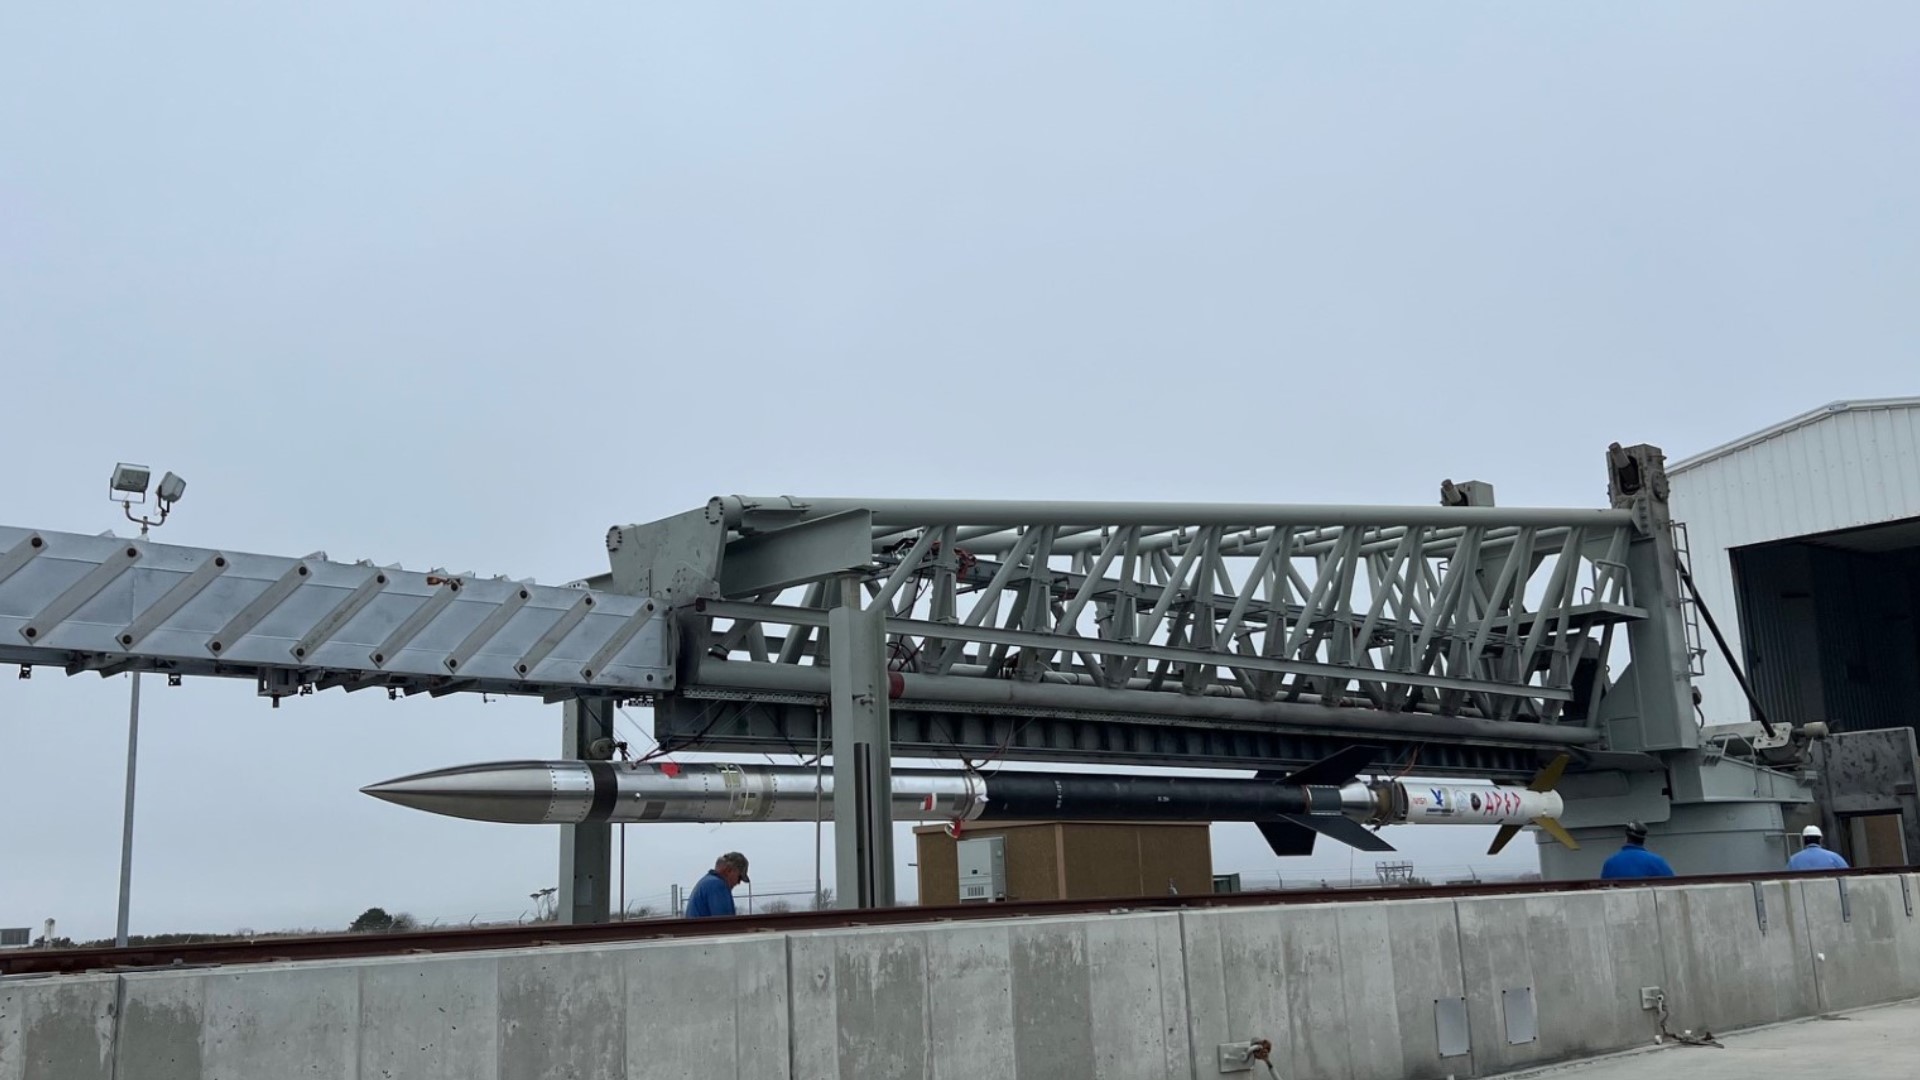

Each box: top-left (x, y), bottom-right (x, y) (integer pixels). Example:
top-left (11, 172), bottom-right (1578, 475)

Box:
top-left (5, 873), bottom-right (1919, 1080)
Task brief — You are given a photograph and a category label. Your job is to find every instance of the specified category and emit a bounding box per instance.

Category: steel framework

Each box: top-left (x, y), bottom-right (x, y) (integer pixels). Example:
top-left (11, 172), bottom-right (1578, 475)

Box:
top-left (2, 441), bottom-right (1788, 915)
top-left (632, 497), bottom-right (1644, 778)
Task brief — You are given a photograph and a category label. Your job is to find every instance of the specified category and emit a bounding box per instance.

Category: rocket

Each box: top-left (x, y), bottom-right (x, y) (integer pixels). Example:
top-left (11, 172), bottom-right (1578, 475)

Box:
top-left (362, 745), bottom-right (1577, 856)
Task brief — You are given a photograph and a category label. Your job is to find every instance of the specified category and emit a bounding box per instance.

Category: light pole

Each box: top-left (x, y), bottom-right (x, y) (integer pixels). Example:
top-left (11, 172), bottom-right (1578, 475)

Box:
top-left (107, 463), bottom-right (185, 948)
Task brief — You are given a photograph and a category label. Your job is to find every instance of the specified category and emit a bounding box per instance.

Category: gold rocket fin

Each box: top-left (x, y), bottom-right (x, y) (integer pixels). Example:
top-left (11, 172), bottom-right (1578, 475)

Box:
top-left (1534, 816), bottom-right (1580, 850)
top-left (1527, 753), bottom-right (1571, 793)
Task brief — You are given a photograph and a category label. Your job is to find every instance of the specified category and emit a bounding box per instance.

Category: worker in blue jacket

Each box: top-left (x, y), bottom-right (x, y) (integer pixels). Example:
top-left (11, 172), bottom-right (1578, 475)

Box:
top-left (1787, 825), bottom-right (1850, 871)
top-left (1599, 821), bottom-right (1676, 879)
top-left (685, 851), bottom-right (751, 918)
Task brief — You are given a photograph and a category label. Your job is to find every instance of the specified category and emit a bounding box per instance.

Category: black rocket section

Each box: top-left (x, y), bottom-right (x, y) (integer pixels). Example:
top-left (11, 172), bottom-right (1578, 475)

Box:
top-left (978, 772), bottom-right (1318, 821)
top-left (969, 744), bottom-right (1398, 856)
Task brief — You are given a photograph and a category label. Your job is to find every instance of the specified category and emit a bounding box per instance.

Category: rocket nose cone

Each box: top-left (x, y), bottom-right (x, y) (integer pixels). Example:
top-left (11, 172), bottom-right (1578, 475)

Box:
top-left (360, 761), bottom-right (575, 824)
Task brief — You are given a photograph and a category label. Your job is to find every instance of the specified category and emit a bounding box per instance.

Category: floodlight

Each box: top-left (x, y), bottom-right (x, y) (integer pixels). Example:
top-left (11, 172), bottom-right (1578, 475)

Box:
top-left (156, 471), bottom-right (186, 504)
top-left (110, 464), bottom-right (151, 497)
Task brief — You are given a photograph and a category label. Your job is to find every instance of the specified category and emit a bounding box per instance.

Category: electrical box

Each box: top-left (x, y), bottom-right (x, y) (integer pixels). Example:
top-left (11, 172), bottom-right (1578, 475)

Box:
top-left (957, 835), bottom-right (1007, 902)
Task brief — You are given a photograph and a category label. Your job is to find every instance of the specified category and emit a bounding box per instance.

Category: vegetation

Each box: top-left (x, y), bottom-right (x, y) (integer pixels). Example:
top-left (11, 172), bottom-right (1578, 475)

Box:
top-left (349, 907), bottom-right (418, 933)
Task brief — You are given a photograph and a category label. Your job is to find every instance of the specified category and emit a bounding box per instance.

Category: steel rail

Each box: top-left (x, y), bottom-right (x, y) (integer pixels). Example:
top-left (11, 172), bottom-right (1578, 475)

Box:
top-left (6, 865), bottom-right (1907, 979)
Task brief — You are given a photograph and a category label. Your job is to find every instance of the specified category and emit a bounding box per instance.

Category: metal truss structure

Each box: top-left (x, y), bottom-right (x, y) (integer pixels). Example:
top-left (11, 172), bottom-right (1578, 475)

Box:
top-left (641, 496), bottom-right (1647, 781)
top-left (5, 441), bottom-right (1786, 914)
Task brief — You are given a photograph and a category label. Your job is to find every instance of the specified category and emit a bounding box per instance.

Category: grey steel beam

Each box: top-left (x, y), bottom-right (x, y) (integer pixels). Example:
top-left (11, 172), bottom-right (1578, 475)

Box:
top-left (691, 661), bottom-right (1601, 747)
top-left (649, 692), bottom-right (1619, 779)
top-left (829, 582), bottom-right (894, 909)
top-left (720, 509), bottom-right (875, 597)
top-left (557, 697), bottom-right (615, 925)
top-left (710, 495), bottom-right (1637, 531)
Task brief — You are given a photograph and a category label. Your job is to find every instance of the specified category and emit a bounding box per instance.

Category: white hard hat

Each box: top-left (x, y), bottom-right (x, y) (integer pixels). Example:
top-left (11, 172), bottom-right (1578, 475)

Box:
top-left (1802, 825), bottom-right (1823, 839)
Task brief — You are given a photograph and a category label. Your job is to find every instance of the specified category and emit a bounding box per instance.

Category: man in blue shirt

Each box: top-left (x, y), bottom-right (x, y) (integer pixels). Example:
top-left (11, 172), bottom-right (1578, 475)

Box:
top-left (1787, 825), bottom-right (1850, 871)
top-left (1599, 821), bottom-right (1676, 880)
top-left (685, 851), bottom-right (750, 918)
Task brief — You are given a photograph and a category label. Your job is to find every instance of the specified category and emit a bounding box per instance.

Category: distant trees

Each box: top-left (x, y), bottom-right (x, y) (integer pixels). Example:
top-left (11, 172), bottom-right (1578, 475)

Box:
top-left (349, 908), bottom-right (418, 933)
top-left (813, 888), bottom-right (835, 910)
top-left (350, 907), bottom-right (394, 932)
top-left (763, 899), bottom-right (793, 914)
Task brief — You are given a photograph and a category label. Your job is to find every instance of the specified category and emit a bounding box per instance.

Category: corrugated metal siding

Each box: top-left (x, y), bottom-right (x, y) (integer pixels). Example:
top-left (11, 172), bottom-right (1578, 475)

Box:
top-left (1729, 544), bottom-right (1823, 726)
top-left (1668, 401), bottom-right (1920, 725)
top-left (1812, 547), bottom-right (1920, 734)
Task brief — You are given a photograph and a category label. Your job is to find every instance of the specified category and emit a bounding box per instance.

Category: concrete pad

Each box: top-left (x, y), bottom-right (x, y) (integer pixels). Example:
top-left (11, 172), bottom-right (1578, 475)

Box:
top-left (1489, 995), bottom-right (1920, 1079)
top-left (498, 948), bottom-right (627, 1080)
top-left (1518, 889), bottom-right (1663, 1060)
top-left (0, 974), bottom-right (117, 1080)
top-left (358, 956), bottom-right (499, 1080)
top-left (1379, 897), bottom-right (1473, 1080)
top-left (118, 971), bottom-right (206, 1080)
top-left (924, 924), bottom-right (1017, 1080)
top-left (624, 934), bottom-right (788, 1080)
top-left (202, 965), bottom-right (358, 1080)
top-left (0, 979), bottom-right (24, 1080)
top-left (1084, 913), bottom-right (1189, 1080)
top-left (788, 926), bottom-right (933, 1080)
top-left (1653, 881), bottom-right (1815, 1033)
top-left (1455, 894), bottom-right (1544, 1075)
top-left (1797, 873), bottom-right (1916, 1013)
top-left (1008, 920), bottom-right (1094, 1077)
top-left (1180, 901), bottom-right (1351, 1080)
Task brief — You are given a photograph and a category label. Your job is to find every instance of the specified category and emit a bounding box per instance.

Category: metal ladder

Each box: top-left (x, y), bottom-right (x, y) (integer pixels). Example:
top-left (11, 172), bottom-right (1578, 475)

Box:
top-left (1670, 520), bottom-right (1708, 678)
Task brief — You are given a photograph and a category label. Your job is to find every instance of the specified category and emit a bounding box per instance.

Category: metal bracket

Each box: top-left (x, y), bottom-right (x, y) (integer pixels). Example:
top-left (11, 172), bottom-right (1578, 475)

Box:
top-left (1902, 875), bottom-right (1913, 918)
top-left (1839, 878), bottom-right (1852, 923)
top-left (1216, 1040), bottom-right (1264, 1074)
top-left (1752, 880), bottom-right (1768, 934)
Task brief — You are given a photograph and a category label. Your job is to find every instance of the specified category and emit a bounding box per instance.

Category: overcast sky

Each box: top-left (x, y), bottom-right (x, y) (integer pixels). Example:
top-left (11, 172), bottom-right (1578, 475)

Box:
top-left (3, 5), bottom-right (1915, 941)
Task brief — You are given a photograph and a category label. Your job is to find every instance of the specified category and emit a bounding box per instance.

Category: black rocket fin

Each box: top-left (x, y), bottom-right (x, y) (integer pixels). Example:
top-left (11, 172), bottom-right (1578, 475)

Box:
top-left (1284, 813), bottom-right (1398, 853)
top-left (1256, 819), bottom-right (1320, 857)
top-left (1487, 823), bottom-right (1523, 856)
top-left (1259, 813), bottom-right (1398, 857)
top-left (1256, 744), bottom-right (1385, 788)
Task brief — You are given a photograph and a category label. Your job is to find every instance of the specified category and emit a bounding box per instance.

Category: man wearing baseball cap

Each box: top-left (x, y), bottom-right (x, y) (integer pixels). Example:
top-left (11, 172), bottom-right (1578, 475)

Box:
top-left (685, 851), bottom-right (751, 918)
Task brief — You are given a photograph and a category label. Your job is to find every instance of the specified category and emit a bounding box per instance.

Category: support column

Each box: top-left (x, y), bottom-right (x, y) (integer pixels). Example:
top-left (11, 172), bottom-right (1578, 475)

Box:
top-left (557, 697), bottom-right (615, 924)
top-left (1606, 443), bottom-right (1700, 753)
top-left (830, 579), bottom-right (894, 909)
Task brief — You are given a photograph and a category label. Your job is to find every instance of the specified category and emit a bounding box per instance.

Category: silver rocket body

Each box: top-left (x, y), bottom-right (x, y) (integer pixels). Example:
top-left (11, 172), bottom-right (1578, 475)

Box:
top-left (361, 759), bottom-right (1561, 832)
top-left (362, 759), bottom-right (991, 826)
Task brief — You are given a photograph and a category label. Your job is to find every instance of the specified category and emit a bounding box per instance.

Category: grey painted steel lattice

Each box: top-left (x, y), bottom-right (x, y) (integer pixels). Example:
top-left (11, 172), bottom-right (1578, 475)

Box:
top-left (619, 495), bottom-right (1648, 768)
top-left (0, 526), bottom-right (672, 699)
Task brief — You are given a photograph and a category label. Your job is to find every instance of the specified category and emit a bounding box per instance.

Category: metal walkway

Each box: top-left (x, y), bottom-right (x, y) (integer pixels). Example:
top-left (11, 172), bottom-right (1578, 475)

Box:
top-left (0, 525), bottom-right (671, 702)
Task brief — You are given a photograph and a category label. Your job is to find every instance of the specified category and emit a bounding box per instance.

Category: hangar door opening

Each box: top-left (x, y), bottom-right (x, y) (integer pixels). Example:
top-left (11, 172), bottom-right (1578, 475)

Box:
top-left (1730, 515), bottom-right (1920, 735)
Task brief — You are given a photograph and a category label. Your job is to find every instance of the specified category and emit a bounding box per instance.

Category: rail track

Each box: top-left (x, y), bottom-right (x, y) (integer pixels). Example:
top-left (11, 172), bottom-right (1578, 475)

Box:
top-left (4, 865), bottom-right (1907, 979)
